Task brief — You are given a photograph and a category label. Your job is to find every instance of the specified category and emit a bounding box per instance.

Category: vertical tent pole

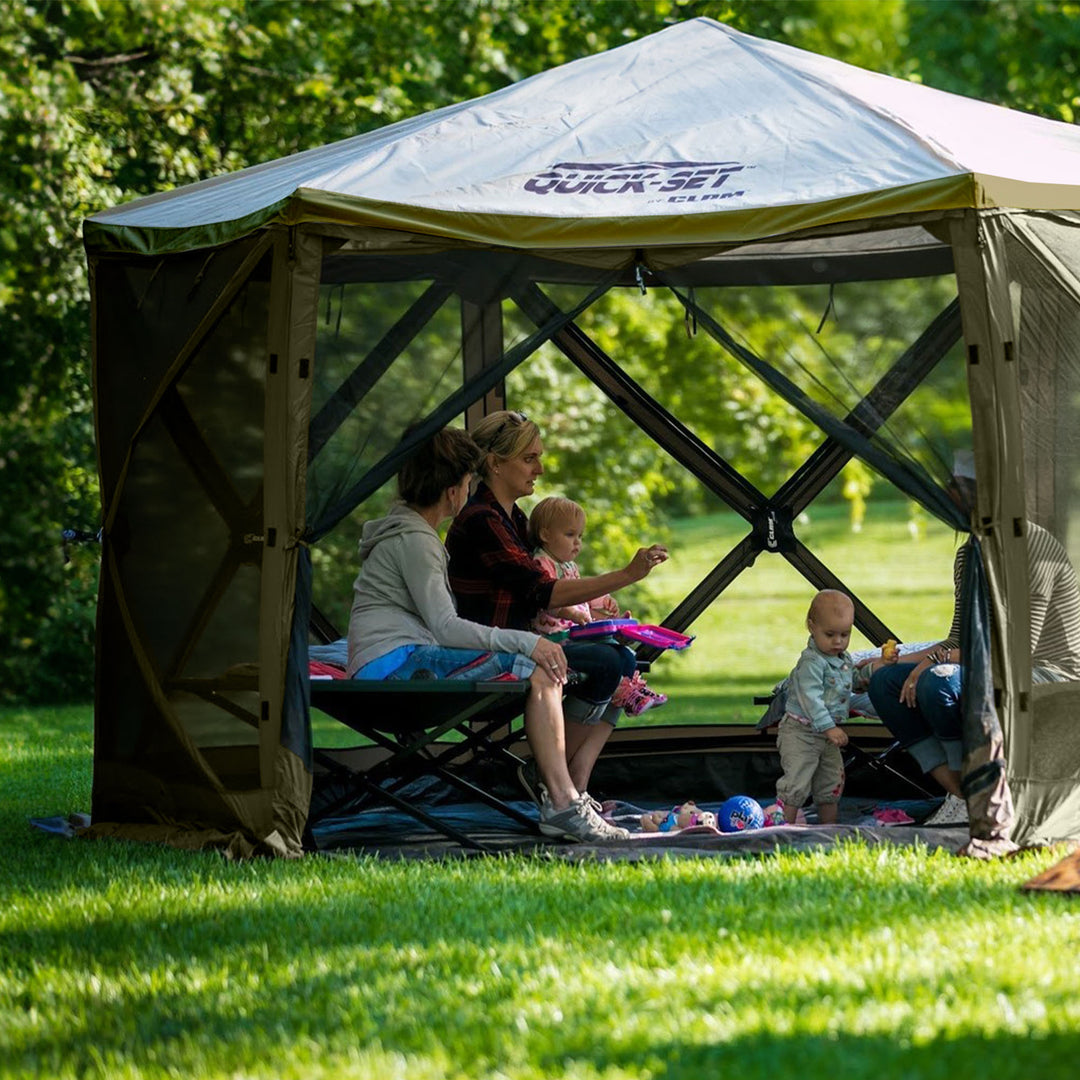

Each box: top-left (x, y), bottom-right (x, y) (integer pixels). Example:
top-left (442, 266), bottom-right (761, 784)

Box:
top-left (261, 228), bottom-right (322, 794)
top-left (950, 212), bottom-right (1031, 776)
top-left (462, 299), bottom-right (506, 426)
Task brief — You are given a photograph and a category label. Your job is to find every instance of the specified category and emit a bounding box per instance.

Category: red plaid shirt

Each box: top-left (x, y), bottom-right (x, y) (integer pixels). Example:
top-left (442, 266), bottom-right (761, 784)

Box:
top-left (446, 483), bottom-right (555, 631)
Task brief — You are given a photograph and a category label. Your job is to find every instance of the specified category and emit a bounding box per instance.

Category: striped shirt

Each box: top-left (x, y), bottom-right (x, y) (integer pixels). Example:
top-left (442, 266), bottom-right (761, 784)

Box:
top-left (944, 524), bottom-right (1080, 680)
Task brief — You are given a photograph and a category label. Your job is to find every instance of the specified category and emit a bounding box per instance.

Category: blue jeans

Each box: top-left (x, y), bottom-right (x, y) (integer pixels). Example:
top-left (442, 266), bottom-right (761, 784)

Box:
top-left (355, 645), bottom-right (535, 682)
top-left (868, 661), bottom-right (963, 774)
top-left (561, 640), bottom-right (637, 725)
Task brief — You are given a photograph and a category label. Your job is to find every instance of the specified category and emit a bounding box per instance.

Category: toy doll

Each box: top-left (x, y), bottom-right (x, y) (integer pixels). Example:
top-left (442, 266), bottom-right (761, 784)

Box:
top-left (640, 800), bottom-right (718, 833)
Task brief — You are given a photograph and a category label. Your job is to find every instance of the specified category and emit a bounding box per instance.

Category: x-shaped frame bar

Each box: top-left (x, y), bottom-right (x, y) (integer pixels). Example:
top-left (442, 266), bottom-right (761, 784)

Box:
top-left (513, 282), bottom-right (961, 657)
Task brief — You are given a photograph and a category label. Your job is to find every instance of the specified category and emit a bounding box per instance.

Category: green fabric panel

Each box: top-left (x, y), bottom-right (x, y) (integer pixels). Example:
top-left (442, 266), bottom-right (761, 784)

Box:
top-left (85, 177), bottom-right (978, 258)
top-left (83, 198), bottom-right (292, 256)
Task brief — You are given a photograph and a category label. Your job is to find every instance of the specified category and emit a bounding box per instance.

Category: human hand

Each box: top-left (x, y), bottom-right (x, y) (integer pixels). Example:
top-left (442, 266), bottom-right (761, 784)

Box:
top-left (628, 544), bottom-right (669, 581)
top-left (594, 596), bottom-right (621, 619)
top-left (825, 726), bottom-right (849, 748)
top-left (531, 638), bottom-right (567, 685)
top-left (899, 663), bottom-right (927, 707)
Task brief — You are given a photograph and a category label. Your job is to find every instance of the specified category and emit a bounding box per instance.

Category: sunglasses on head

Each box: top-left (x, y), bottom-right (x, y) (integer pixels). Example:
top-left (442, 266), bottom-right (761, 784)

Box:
top-left (493, 410), bottom-right (528, 439)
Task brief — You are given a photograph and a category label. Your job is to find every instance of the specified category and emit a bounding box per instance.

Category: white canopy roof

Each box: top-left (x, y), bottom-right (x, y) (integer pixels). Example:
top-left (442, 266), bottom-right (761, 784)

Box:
top-left (86, 17), bottom-right (1080, 255)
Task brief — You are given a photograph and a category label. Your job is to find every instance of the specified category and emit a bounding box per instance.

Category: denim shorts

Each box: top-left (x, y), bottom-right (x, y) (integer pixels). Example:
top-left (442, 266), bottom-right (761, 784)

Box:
top-left (355, 644), bottom-right (535, 682)
top-left (560, 639), bottom-right (637, 725)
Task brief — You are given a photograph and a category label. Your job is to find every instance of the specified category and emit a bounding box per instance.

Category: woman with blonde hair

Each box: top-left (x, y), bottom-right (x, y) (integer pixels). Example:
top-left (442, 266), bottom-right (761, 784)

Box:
top-left (446, 410), bottom-right (668, 812)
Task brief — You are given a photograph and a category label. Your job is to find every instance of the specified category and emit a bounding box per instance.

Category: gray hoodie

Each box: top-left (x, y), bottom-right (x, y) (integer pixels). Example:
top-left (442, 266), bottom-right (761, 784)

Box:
top-left (346, 503), bottom-right (540, 676)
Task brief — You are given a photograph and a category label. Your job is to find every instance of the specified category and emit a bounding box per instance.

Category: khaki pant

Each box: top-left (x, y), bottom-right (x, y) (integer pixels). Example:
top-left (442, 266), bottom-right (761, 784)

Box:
top-left (776, 715), bottom-right (845, 809)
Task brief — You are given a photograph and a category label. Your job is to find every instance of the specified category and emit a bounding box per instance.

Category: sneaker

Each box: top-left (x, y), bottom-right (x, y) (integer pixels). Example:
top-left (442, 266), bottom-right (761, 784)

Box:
top-left (923, 793), bottom-right (969, 826)
top-left (623, 683), bottom-right (669, 717)
top-left (610, 674), bottom-right (636, 709)
top-left (539, 794), bottom-right (631, 842)
top-left (579, 791), bottom-right (604, 815)
top-left (516, 757), bottom-right (546, 807)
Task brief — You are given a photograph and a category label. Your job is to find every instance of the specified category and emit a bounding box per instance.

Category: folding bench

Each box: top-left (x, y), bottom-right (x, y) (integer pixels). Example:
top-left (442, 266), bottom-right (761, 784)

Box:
top-left (308, 678), bottom-right (538, 851)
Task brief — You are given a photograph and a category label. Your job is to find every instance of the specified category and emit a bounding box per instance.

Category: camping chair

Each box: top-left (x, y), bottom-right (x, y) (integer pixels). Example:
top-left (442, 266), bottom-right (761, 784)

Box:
top-left (308, 678), bottom-right (538, 851)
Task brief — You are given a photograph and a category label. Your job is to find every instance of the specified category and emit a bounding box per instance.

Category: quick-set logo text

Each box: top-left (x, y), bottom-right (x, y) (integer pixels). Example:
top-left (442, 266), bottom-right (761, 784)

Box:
top-left (523, 161), bottom-right (749, 203)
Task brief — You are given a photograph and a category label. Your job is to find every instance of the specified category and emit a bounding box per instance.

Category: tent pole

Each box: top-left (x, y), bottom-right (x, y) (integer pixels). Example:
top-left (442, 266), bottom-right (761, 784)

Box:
top-left (462, 298), bottom-right (506, 428)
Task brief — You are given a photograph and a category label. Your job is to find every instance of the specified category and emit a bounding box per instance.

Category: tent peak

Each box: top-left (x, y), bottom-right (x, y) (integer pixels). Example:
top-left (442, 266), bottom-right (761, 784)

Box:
top-left (86, 17), bottom-right (1080, 257)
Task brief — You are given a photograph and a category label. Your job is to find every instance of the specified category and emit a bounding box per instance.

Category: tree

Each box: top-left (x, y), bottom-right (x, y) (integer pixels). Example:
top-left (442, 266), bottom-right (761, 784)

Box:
top-left (1, 0), bottom-right (1077, 700)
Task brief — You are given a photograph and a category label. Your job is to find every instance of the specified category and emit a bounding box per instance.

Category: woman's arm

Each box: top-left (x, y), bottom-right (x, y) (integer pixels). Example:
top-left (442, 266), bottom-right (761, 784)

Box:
top-left (404, 534), bottom-right (540, 656)
top-left (549, 545), bottom-right (668, 608)
top-left (894, 545), bottom-right (967, 691)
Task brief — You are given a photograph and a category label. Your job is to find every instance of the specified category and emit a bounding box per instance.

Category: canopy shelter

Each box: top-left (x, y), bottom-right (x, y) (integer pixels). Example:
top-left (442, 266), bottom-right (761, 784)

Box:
top-left (84, 18), bottom-right (1080, 856)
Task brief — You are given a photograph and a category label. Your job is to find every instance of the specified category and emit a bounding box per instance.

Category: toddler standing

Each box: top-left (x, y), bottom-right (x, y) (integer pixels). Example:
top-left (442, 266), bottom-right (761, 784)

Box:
top-left (528, 496), bottom-right (667, 717)
top-left (777, 589), bottom-right (897, 824)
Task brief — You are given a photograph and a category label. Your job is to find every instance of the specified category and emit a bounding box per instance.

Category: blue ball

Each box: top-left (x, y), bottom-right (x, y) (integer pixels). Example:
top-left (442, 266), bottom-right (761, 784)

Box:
top-left (718, 795), bottom-right (765, 832)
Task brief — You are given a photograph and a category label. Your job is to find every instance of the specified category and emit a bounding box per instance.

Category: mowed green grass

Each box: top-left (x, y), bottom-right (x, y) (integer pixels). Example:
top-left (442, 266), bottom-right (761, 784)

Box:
top-left (627, 500), bottom-right (960, 724)
top-left (3, 704), bottom-right (1079, 1080)
top-left (5, 505), bottom-right (1077, 1079)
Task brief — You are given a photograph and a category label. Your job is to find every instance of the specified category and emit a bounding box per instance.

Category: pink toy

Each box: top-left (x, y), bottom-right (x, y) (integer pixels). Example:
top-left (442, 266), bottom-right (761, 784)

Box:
top-left (762, 802), bottom-right (808, 826)
top-left (568, 619), bottom-right (695, 651)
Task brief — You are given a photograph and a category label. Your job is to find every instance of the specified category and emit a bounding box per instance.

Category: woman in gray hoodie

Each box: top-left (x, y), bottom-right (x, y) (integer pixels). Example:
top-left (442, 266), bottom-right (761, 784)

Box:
top-left (347, 426), bottom-right (628, 843)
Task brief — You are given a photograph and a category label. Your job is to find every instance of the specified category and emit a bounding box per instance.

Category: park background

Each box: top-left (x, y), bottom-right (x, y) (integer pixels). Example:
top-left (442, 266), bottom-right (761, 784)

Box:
top-left (5, 6), bottom-right (1080, 1079)
top-left (2, 0), bottom-right (1078, 714)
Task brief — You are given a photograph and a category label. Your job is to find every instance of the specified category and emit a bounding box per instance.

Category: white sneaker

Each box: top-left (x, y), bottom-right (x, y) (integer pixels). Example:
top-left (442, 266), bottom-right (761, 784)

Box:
top-left (924, 793), bottom-right (969, 826)
top-left (539, 793), bottom-right (630, 842)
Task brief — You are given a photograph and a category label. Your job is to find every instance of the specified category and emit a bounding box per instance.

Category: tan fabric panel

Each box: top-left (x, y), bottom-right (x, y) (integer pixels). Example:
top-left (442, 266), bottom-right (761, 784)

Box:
top-left (948, 211), bottom-right (1023, 846)
top-left (284, 178), bottom-right (978, 254)
top-left (258, 229), bottom-right (322, 853)
top-left (90, 239), bottom-right (278, 844)
top-left (994, 211), bottom-right (1080, 842)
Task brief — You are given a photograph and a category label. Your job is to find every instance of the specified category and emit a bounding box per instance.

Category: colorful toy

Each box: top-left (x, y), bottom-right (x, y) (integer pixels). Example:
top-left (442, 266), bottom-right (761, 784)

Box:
top-left (760, 803), bottom-right (786, 827)
top-left (640, 800), bottom-right (718, 833)
top-left (882, 638), bottom-right (898, 661)
top-left (718, 795), bottom-right (765, 832)
top-left (568, 619), bottom-right (695, 651)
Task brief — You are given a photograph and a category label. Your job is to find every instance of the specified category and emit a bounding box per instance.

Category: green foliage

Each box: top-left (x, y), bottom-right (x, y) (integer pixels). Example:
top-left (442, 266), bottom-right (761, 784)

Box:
top-left (2, 0), bottom-right (1076, 699)
top-left (3, 703), bottom-right (1079, 1079)
top-left (906, 0), bottom-right (1080, 122)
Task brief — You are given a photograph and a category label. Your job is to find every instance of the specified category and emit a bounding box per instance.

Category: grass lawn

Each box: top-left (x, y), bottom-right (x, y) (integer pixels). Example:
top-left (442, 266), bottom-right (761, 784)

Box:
top-left (3, 705), bottom-right (1080, 1080)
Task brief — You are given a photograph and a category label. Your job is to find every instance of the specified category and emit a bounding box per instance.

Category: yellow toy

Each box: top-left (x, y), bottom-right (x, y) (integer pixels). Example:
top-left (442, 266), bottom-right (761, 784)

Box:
top-left (882, 638), bottom-right (898, 661)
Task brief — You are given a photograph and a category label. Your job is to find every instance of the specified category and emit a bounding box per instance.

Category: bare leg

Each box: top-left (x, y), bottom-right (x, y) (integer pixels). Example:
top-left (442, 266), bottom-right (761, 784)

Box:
top-left (783, 802), bottom-right (802, 825)
top-left (563, 717), bottom-right (615, 793)
top-left (818, 802), bottom-right (838, 825)
top-left (523, 673), bottom-right (579, 810)
top-left (928, 763), bottom-right (963, 797)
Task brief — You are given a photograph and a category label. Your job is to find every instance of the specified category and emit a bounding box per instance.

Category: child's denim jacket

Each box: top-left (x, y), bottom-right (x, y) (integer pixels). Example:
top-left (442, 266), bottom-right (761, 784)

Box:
top-left (784, 637), bottom-right (871, 733)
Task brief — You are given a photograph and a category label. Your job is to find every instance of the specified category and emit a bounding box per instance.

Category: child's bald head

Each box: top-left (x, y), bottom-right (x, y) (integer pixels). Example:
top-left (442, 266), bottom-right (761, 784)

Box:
top-left (808, 589), bottom-right (854, 626)
top-left (806, 589), bottom-right (855, 656)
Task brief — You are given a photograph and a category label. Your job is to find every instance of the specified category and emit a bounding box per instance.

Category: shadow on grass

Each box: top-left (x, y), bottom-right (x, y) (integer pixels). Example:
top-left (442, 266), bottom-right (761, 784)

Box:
top-left (5, 875), bottom-right (1075, 1080)
top-left (537, 1029), bottom-right (1079, 1080)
